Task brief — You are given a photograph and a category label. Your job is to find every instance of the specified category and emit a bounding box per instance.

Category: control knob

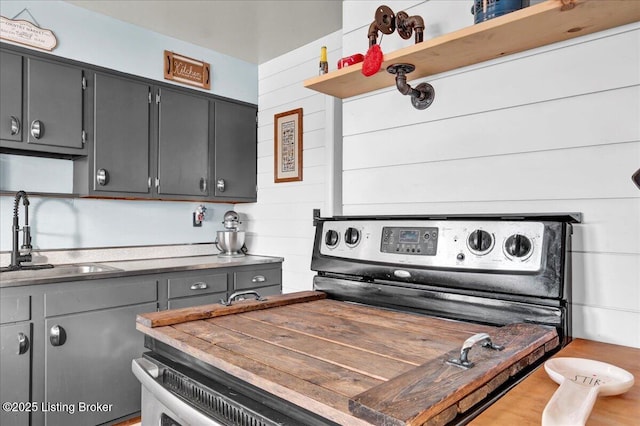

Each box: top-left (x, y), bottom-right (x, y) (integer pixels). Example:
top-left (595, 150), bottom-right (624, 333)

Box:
top-left (344, 227), bottom-right (360, 246)
top-left (467, 229), bottom-right (493, 254)
top-left (505, 234), bottom-right (532, 258)
top-left (325, 230), bottom-right (339, 248)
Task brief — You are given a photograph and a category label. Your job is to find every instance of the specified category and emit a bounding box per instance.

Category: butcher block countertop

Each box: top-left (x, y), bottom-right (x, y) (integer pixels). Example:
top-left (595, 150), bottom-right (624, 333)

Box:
top-left (137, 291), bottom-right (561, 426)
top-left (471, 338), bottom-right (640, 425)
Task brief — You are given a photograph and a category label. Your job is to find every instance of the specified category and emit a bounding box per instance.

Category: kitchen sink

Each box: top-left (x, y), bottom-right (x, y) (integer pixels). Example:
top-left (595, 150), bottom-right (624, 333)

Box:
top-left (0, 263), bottom-right (123, 282)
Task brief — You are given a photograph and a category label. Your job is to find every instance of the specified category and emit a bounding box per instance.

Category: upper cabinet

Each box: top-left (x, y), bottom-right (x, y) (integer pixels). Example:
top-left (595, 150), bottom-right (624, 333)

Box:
top-left (0, 42), bottom-right (257, 202)
top-left (157, 88), bottom-right (210, 198)
top-left (0, 51), bottom-right (88, 156)
top-left (213, 101), bottom-right (257, 201)
top-left (72, 68), bottom-right (257, 202)
top-left (87, 72), bottom-right (152, 195)
top-left (304, 0), bottom-right (640, 99)
top-left (0, 51), bottom-right (23, 142)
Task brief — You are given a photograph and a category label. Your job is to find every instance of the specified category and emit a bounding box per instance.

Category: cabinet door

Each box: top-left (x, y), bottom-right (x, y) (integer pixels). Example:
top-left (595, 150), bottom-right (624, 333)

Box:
top-left (44, 302), bottom-right (156, 426)
top-left (26, 57), bottom-right (84, 149)
top-left (0, 51), bottom-right (23, 142)
top-left (157, 88), bottom-right (209, 197)
top-left (93, 73), bottom-right (151, 194)
top-left (0, 323), bottom-right (31, 426)
top-left (214, 101), bottom-right (257, 199)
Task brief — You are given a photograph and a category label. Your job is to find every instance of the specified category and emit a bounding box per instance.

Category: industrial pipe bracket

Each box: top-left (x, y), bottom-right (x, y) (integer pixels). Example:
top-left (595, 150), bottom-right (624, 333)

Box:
top-left (387, 63), bottom-right (435, 110)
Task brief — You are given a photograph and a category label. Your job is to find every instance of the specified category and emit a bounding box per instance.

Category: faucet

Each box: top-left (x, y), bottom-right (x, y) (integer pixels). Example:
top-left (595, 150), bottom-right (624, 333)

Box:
top-left (2, 191), bottom-right (52, 272)
top-left (10, 191), bottom-right (33, 269)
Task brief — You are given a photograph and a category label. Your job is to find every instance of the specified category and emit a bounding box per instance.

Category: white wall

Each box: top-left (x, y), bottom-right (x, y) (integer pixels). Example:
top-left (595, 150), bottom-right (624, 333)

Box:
top-left (234, 31), bottom-right (343, 293)
top-left (0, 0), bottom-right (256, 251)
top-left (340, 1), bottom-right (639, 348)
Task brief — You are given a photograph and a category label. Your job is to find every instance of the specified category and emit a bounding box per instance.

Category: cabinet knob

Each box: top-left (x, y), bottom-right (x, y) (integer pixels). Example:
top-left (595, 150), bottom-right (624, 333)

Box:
top-left (200, 177), bottom-right (208, 193)
top-left (30, 120), bottom-right (43, 139)
top-left (251, 275), bottom-right (266, 283)
top-left (96, 168), bottom-right (109, 186)
top-left (216, 178), bottom-right (226, 192)
top-left (10, 116), bottom-right (21, 135)
top-left (49, 325), bottom-right (67, 347)
top-left (17, 332), bottom-right (30, 355)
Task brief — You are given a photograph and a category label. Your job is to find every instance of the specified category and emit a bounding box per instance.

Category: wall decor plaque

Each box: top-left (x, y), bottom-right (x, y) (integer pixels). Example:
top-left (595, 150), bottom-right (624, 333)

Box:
top-left (164, 50), bottom-right (211, 89)
top-left (274, 108), bottom-right (303, 183)
top-left (0, 15), bottom-right (57, 51)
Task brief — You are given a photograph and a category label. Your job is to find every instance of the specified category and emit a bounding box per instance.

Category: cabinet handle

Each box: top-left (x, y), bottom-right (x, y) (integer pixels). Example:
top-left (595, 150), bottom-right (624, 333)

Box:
top-left (251, 275), bottom-right (266, 283)
top-left (18, 332), bottom-right (30, 355)
top-left (200, 177), bottom-right (207, 193)
top-left (189, 282), bottom-right (208, 290)
top-left (96, 168), bottom-right (109, 186)
top-left (30, 120), bottom-right (43, 139)
top-left (216, 178), bottom-right (226, 192)
top-left (10, 116), bottom-right (21, 135)
top-left (49, 325), bottom-right (67, 347)
top-left (220, 290), bottom-right (266, 306)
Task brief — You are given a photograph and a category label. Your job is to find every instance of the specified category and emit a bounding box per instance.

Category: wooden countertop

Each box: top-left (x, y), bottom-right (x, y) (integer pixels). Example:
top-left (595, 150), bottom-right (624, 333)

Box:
top-left (137, 291), bottom-right (559, 426)
top-left (471, 338), bottom-right (640, 425)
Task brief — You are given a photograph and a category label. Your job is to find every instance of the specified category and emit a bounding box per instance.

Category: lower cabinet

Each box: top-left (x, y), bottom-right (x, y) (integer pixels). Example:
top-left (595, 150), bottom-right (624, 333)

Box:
top-left (166, 270), bottom-right (227, 309)
top-left (42, 277), bottom-right (158, 426)
top-left (44, 302), bottom-right (156, 425)
top-left (0, 294), bottom-right (32, 426)
top-left (0, 322), bottom-right (31, 426)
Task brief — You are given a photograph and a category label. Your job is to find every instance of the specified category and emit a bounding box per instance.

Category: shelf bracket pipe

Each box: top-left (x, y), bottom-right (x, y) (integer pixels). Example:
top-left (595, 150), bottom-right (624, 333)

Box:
top-left (387, 63), bottom-right (435, 110)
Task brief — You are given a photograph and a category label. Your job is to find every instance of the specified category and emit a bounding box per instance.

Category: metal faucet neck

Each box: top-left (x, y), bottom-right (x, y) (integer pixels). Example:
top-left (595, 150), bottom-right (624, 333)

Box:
top-left (10, 190), bottom-right (33, 270)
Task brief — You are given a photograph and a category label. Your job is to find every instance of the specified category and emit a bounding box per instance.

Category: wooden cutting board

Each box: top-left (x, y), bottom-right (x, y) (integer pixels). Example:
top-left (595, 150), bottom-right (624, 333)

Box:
top-left (137, 291), bottom-right (559, 426)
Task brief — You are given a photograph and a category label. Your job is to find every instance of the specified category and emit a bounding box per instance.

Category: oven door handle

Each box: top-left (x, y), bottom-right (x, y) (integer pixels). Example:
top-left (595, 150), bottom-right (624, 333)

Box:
top-left (132, 358), bottom-right (224, 426)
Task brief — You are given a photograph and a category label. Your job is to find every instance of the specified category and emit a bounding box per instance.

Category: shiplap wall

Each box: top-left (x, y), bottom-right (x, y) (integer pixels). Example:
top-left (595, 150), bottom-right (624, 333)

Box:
top-left (341, 1), bottom-right (639, 348)
top-left (234, 31), bottom-right (342, 293)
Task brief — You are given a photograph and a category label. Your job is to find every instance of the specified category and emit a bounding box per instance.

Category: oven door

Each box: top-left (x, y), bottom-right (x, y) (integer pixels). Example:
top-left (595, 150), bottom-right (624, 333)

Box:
top-left (133, 358), bottom-right (223, 426)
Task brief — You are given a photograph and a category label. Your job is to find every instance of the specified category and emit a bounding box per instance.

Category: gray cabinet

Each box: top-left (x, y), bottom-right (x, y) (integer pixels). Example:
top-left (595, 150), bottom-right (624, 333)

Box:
top-left (87, 73), bottom-right (152, 195)
top-left (165, 270), bottom-right (227, 309)
top-left (0, 295), bottom-right (31, 426)
top-left (0, 323), bottom-right (31, 426)
top-left (44, 302), bottom-right (155, 425)
top-left (157, 88), bottom-right (210, 197)
top-left (75, 78), bottom-right (213, 200)
top-left (214, 101), bottom-right (257, 200)
top-left (0, 50), bottom-right (23, 142)
top-left (42, 277), bottom-right (157, 426)
top-left (0, 49), bottom-right (87, 156)
top-left (26, 57), bottom-right (85, 151)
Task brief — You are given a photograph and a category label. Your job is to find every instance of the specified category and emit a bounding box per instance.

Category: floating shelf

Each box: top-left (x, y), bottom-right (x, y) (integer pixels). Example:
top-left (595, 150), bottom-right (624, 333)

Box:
top-left (303, 0), bottom-right (640, 99)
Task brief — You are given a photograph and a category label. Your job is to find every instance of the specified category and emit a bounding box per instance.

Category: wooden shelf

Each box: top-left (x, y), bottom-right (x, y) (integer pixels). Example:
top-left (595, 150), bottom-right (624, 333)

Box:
top-left (303, 0), bottom-right (640, 99)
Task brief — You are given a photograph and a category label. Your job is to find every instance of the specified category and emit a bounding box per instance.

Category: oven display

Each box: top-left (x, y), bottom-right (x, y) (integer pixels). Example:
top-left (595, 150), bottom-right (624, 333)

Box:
top-left (399, 230), bottom-right (420, 243)
top-left (381, 226), bottom-right (438, 255)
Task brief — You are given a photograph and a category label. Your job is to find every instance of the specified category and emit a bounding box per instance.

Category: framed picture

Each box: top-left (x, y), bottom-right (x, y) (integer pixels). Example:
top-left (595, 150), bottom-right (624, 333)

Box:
top-left (274, 108), bottom-right (303, 183)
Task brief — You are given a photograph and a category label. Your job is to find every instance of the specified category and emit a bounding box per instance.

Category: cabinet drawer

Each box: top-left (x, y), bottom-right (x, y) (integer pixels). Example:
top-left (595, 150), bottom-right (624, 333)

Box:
top-left (168, 273), bottom-right (226, 299)
top-left (0, 295), bottom-right (30, 324)
top-left (45, 278), bottom-right (157, 317)
top-left (234, 268), bottom-right (281, 290)
top-left (168, 292), bottom-right (226, 310)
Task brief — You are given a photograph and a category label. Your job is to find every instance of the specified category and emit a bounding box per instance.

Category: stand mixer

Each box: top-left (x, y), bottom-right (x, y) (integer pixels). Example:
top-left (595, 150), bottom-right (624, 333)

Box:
top-left (214, 211), bottom-right (247, 257)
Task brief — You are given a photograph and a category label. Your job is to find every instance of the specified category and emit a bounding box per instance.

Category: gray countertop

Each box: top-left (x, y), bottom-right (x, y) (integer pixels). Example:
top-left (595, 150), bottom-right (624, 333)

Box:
top-left (0, 254), bottom-right (284, 288)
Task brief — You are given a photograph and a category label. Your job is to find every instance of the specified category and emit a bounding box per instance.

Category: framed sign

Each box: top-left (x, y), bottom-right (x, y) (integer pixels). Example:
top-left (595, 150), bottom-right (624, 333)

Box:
top-left (164, 50), bottom-right (211, 89)
top-left (274, 108), bottom-right (303, 183)
top-left (0, 15), bottom-right (57, 51)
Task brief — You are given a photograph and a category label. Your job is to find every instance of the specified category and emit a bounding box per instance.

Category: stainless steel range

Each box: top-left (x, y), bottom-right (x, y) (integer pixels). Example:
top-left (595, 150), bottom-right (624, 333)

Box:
top-left (134, 213), bottom-right (579, 426)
